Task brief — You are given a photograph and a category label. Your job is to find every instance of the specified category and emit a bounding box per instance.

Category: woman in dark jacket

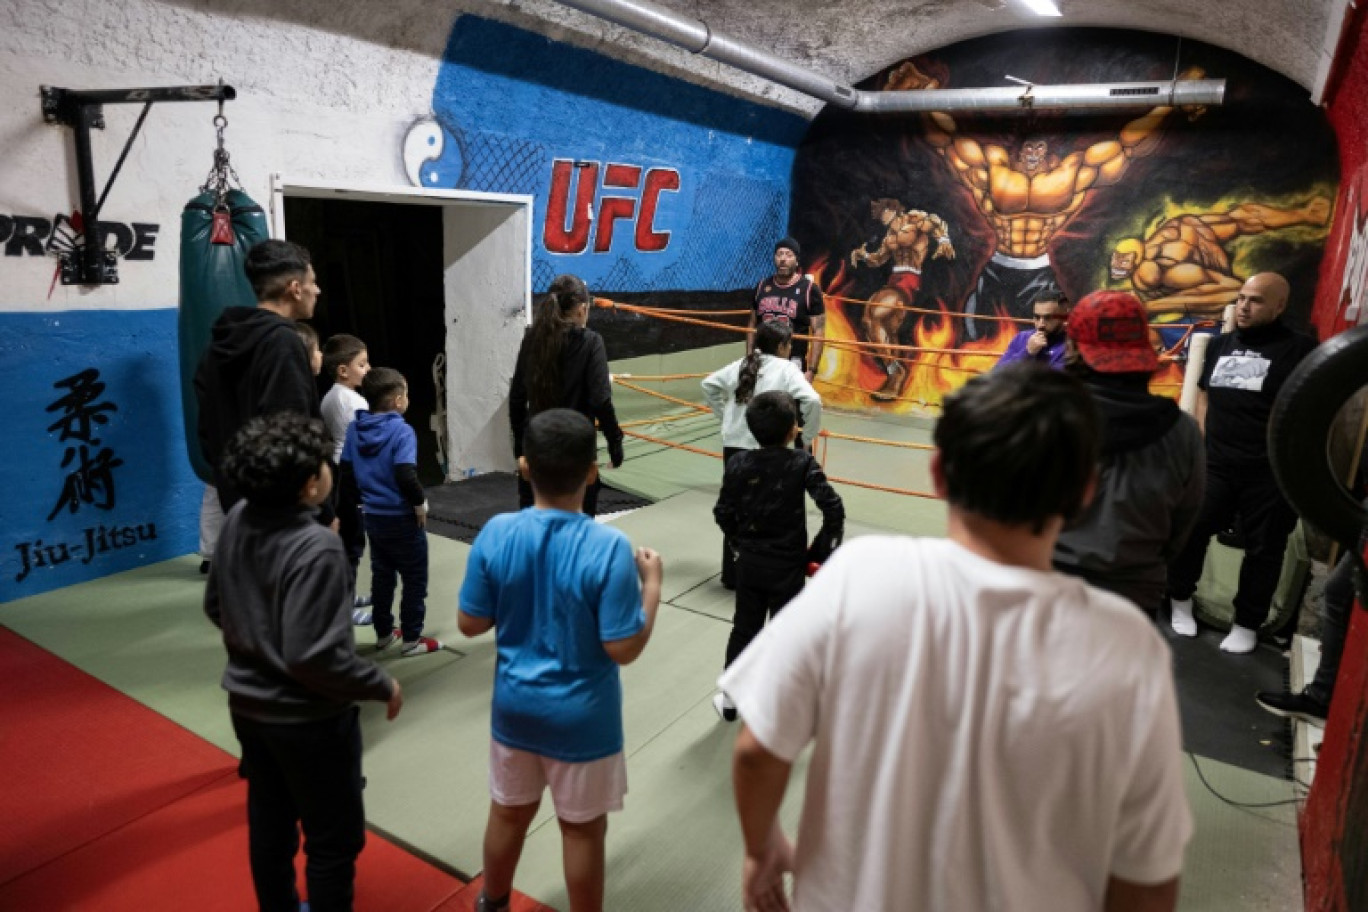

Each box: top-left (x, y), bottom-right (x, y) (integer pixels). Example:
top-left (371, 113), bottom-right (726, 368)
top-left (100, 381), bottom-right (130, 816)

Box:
top-left (509, 274), bottom-right (624, 515)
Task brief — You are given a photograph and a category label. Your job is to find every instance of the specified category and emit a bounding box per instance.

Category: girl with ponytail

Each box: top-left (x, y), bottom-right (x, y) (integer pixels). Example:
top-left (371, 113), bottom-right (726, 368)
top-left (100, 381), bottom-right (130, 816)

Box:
top-left (509, 274), bottom-right (624, 515)
top-left (701, 319), bottom-right (823, 587)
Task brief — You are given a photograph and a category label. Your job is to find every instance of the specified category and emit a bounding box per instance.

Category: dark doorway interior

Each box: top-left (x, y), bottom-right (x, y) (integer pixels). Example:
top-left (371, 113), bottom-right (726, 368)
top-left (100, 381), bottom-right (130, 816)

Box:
top-left (284, 197), bottom-right (447, 485)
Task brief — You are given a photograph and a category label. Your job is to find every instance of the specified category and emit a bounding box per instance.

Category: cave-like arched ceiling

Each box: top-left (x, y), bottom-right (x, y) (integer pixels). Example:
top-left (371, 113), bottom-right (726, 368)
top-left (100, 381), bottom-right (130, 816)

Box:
top-left (491, 0), bottom-right (1338, 116)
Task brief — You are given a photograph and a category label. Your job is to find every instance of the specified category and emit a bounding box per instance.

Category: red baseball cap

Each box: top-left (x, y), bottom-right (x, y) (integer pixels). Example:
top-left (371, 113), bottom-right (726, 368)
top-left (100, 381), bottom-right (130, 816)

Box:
top-left (1067, 291), bottom-right (1158, 373)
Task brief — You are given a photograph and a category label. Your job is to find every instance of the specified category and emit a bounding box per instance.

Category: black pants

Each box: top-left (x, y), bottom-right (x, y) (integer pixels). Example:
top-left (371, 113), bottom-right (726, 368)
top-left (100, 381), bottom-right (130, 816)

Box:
top-left (232, 708), bottom-right (366, 912)
top-left (725, 557), bottom-right (805, 667)
top-left (1167, 462), bottom-right (1300, 631)
top-left (365, 512), bottom-right (428, 640)
top-left (1307, 551), bottom-right (1356, 704)
top-left (517, 474), bottom-right (601, 516)
top-left (720, 447), bottom-right (746, 588)
top-left (336, 486), bottom-right (366, 581)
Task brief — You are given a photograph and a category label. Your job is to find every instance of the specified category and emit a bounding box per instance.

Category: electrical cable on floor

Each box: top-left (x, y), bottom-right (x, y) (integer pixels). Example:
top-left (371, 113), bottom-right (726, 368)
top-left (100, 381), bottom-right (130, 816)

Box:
top-left (1186, 752), bottom-right (1304, 808)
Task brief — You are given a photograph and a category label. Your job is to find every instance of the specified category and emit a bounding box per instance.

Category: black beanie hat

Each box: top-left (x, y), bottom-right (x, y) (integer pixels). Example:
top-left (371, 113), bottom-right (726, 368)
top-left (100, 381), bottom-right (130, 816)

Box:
top-left (775, 236), bottom-right (801, 261)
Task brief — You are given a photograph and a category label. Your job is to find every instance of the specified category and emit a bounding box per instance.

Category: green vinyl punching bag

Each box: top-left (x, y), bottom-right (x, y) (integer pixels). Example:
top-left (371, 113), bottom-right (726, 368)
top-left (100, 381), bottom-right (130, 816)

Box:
top-left (178, 188), bottom-right (268, 482)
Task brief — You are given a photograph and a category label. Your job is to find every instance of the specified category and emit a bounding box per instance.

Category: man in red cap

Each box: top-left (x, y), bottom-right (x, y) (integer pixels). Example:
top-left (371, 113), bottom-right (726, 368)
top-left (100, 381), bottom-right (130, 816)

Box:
top-left (1053, 291), bottom-right (1206, 619)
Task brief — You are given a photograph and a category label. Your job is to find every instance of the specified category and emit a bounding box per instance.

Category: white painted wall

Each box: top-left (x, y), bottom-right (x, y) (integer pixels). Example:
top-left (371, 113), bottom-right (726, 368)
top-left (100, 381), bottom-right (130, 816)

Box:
top-left (0, 0), bottom-right (446, 311)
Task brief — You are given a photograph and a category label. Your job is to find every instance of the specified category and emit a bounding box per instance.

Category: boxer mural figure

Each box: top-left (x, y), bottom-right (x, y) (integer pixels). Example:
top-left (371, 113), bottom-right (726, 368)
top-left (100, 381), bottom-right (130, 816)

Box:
top-left (1109, 195), bottom-right (1333, 319)
top-left (849, 198), bottom-right (956, 400)
top-left (885, 61), bottom-right (1203, 338)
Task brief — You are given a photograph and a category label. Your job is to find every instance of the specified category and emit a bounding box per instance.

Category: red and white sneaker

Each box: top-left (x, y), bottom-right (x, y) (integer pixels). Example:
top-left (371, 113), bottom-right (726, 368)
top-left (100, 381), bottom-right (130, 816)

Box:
top-left (401, 635), bottom-right (443, 657)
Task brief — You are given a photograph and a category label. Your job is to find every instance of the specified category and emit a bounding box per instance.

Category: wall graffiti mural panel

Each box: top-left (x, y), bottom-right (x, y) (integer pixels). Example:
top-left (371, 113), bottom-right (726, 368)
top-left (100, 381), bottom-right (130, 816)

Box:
top-left (791, 29), bottom-right (1338, 413)
top-left (403, 16), bottom-right (806, 296)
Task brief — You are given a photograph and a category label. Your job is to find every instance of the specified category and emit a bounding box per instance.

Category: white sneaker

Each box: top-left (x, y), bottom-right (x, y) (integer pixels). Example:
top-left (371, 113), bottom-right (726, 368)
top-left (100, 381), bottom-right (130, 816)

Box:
top-left (1220, 625), bottom-right (1258, 654)
top-left (1169, 598), bottom-right (1197, 637)
top-left (712, 692), bottom-right (737, 722)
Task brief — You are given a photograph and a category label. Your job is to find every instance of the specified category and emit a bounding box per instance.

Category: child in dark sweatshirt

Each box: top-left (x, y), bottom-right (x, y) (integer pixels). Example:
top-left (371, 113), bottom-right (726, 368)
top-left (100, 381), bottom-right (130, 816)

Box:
top-left (711, 390), bottom-right (844, 721)
top-left (205, 411), bottom-right (402, 911)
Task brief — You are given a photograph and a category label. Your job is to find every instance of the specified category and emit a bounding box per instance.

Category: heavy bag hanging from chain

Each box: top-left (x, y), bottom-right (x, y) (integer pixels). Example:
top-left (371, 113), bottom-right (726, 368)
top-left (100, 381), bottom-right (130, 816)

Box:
top-left (177, 110), bottom-right (267, 482)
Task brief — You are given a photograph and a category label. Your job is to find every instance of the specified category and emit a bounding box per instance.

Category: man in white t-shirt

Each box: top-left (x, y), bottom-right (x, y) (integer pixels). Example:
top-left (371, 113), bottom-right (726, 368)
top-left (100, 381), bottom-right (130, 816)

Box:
top-left (722, 364), bottom-right (1192, 912)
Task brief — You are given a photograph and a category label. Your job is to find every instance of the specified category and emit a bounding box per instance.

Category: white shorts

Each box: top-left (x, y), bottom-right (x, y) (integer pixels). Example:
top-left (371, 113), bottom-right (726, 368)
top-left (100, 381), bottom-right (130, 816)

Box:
top-left (488, 740), bottom-right (628, 824)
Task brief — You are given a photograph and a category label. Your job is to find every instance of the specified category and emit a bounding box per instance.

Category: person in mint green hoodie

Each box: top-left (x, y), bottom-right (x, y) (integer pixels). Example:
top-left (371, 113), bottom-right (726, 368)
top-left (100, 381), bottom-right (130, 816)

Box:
top-left (339, 367), bottom-right (442, 657)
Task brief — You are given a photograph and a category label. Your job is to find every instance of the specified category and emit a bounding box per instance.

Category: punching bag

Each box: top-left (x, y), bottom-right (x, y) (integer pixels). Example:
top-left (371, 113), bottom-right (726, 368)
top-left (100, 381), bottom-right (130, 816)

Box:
top-left (177, 188), bottom-right (268, 482)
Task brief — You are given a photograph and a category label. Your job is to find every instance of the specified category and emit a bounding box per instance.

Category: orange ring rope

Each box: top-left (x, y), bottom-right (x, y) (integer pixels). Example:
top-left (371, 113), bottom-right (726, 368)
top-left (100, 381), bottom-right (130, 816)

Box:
top-left (619, 411), bottom-right (712, 429)
top-left (621, 428), bottom-right (724, 460)
top-left (599, 294), bottom-right (1218, 356)
top-left (636, 306), bottom-right (752, 317)
top-left (598, 297), bottom-right (981, 353)
top-left (823, 474), bottom-right (940, 500)
top-left (612, 372), bottom-right (710, 382)
top-left (825, 292), bottom-right (1029, 326)
top-left (819, 429), bottom-right (935, 451)
top-left (620, 428), bottom-right (940, 500)
top-left (813, 376), bottom-right (946, 408)
top-left (612, 378), bottom-right (714, 411)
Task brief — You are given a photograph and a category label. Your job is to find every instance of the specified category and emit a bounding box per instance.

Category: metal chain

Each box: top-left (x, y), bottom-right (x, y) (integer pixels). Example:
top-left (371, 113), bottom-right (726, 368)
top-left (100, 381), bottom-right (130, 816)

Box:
top-left (201, 99), bottom-right (243, 206)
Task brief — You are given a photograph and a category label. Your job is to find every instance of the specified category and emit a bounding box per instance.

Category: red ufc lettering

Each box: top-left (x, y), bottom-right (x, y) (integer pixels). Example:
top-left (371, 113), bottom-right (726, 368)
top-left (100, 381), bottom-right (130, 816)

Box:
top-left (544, 160), bottom-right (598, 254)
top-left (543, 161), bottom-right (680, 255)
top-left (636, 168), bottom-right (679, 252)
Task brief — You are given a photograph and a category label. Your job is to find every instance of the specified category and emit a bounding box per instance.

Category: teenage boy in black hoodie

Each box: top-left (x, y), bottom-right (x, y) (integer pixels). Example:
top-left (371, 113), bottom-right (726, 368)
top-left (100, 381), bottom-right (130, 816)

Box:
top-left (1053, 290), bottom-right (1206, 620)
top-left (206, 411), bottom-right (402, 912)
top-left (194, 239), bottom-right (325, 514)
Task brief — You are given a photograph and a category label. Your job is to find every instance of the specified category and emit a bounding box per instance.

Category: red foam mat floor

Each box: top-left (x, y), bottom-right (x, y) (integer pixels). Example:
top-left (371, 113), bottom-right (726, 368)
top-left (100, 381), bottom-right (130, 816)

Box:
top-left (0, 625), bottom-right (550, 910)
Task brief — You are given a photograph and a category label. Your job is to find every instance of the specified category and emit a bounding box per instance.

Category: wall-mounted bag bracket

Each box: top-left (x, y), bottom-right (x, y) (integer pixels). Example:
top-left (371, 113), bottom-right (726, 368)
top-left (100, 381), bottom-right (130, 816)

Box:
top-left (40, 82), bottom-right (236, 285)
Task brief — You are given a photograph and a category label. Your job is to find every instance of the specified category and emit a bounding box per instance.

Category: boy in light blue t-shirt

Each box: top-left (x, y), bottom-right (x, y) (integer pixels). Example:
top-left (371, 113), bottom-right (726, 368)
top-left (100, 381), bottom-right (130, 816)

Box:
top-left (459, 409), bottom-right (663, 912)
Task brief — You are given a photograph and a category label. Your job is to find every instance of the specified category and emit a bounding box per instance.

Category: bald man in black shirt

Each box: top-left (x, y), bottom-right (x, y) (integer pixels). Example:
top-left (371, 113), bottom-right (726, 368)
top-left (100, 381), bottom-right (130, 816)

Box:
top-left (1166, 272), bottom-right (1317, 653)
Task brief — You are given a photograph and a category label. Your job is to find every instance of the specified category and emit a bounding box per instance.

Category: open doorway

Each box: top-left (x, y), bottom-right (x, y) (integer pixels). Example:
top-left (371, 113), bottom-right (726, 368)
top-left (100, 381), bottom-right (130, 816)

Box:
top-left (284, 197), bottom-right (446, 484)
top-left (271, 177), bottom-right (533, 485)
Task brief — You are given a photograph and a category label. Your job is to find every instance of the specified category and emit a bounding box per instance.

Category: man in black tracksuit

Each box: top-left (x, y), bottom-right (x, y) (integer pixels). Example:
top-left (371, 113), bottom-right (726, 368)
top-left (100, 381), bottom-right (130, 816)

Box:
top-left (1052, 291), bottom-right (1206, 618)
top-left (1166, 272), bottom-right (1318, 653)
top-left (194, 239), bottom-right (326, 514)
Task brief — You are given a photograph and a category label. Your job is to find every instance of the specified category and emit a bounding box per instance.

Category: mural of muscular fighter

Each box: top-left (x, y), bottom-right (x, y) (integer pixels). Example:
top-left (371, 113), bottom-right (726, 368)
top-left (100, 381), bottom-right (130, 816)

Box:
top-left (849, 198), bottom-right (955, 400)
top-left (1110, 196), bottom-right (1332, 318)
top-left (886, 61), bottom-right (1202, 338)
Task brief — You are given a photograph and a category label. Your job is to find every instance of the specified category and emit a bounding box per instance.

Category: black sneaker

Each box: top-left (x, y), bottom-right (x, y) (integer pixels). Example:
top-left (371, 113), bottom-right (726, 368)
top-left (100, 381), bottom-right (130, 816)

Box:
top-left (199, 559), bottom-right (211, 575)
top-left (1255, 690), bottom-right (1329, 725)
top-left (476, 892), bottom-right (510, 912)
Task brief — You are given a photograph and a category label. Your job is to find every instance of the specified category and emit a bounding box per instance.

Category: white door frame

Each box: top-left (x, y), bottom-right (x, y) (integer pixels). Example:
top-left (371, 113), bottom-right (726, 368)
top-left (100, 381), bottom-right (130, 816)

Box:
top-left (269, 174), bottom-right (536, 478)
top-left (269, 174), bottom-right (534, 320)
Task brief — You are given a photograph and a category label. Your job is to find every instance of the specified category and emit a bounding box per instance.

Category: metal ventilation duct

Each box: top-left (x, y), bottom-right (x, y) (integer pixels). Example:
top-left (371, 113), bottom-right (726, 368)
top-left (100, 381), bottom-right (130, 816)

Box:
top-left (554, 0), bottom-right (1226, 112)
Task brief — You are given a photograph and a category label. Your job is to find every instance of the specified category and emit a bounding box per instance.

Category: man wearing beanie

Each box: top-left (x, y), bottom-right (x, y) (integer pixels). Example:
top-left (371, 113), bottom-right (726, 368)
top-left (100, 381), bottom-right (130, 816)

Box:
top-left (1165, 272), bottom-right (1317, 652)
top-left (749, 237), bottom-right (826, 383)
top-left (1053, 291), bottom-right (1206, 619)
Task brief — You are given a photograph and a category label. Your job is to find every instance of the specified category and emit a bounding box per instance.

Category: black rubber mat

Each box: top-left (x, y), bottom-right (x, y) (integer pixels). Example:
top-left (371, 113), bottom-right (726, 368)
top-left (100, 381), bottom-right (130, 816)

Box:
top-left (1164, 623), bottom-right (1292, 780)
top-left (423, 472), bottom-right (652, 545)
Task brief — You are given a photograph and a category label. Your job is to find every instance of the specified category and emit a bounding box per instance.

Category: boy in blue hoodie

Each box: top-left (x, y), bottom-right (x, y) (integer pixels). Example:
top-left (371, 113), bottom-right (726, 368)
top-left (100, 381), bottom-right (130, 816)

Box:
top-left (340, 367), bottom-right (442, 656)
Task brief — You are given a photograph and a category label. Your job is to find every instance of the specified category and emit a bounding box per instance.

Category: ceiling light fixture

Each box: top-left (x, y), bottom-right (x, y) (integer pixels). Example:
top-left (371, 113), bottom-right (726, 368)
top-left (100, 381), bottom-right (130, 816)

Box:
top-left (1020, 0), bottom-right (1063, 16)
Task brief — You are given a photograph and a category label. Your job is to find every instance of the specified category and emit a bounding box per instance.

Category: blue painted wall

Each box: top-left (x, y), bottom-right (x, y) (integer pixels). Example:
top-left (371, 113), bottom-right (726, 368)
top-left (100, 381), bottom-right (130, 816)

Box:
top-left (408, 16), bottom-right (807, 292)
top-left (0, 310), bottom-right (200, 603)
